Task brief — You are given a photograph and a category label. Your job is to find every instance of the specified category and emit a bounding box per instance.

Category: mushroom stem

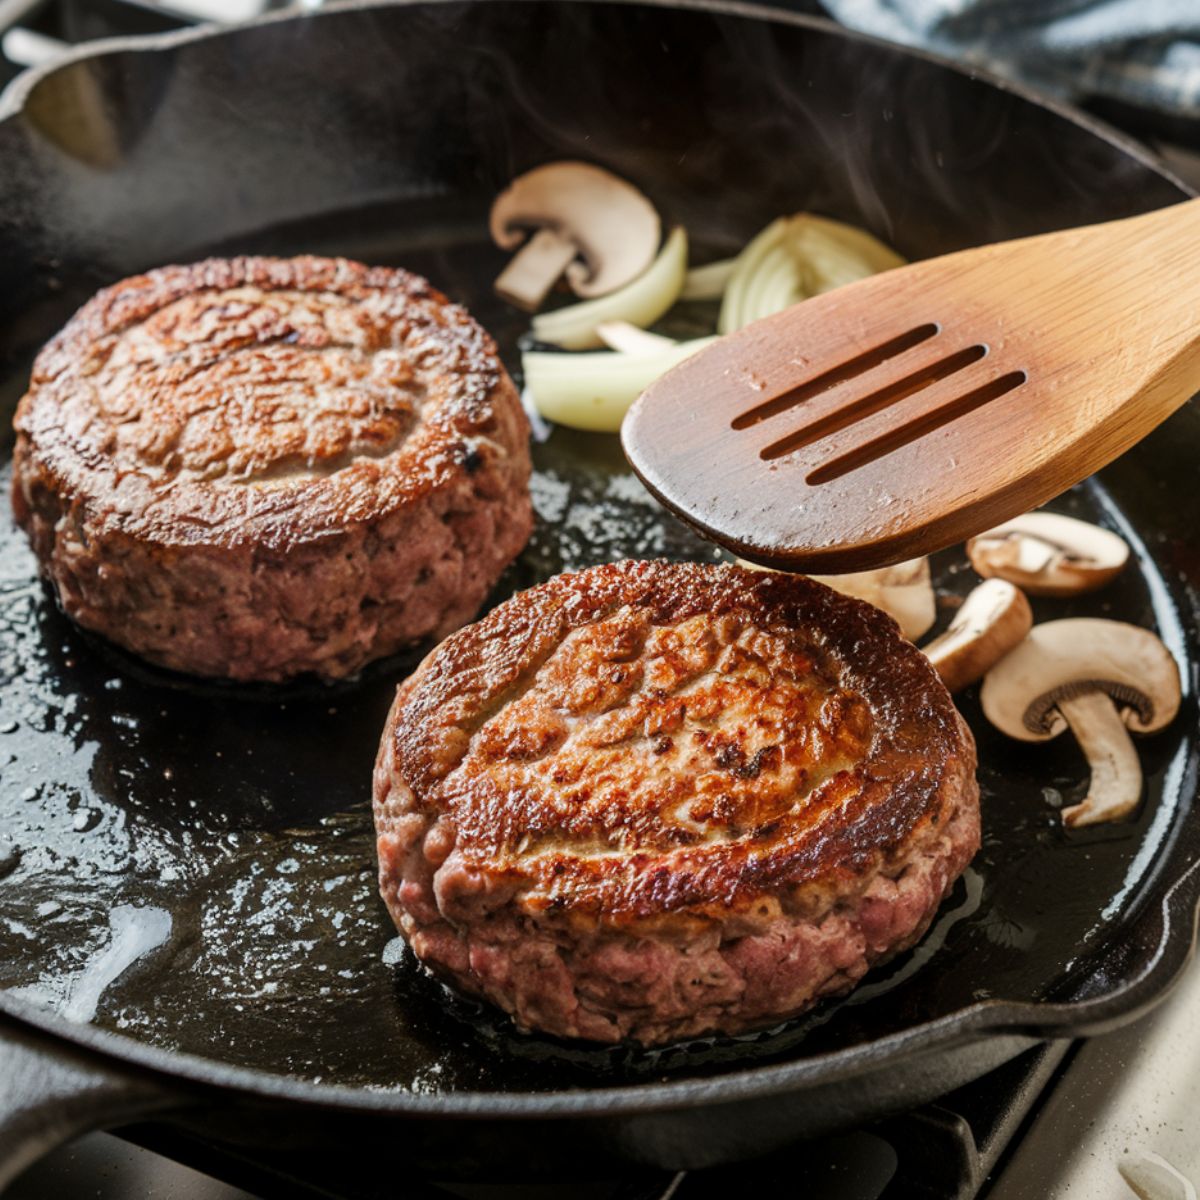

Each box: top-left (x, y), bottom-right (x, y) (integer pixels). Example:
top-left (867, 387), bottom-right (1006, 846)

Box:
top-left (494, 228), bottom-right (579, 312)
top-left (1057, 691), bottom-right (1144, 827)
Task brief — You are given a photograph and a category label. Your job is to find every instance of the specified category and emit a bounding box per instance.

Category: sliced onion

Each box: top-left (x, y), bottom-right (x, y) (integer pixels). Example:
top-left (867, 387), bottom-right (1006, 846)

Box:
top-left (681, 257), bottom-right (737, 300)
top-left (718, 217), bottom-right (796, 335)
top-left (531, 227), bottom-right (688, 350)
top-left (788, 214), bottom-right (905, 293)
top-left (719, 214), bottom-right (904, 334)
top-left (743, 242), bottom-right (803, 329)
top-left (595, 321), bottom-right (677, 353)
top-left (522, 336), bottom-right (717, 433)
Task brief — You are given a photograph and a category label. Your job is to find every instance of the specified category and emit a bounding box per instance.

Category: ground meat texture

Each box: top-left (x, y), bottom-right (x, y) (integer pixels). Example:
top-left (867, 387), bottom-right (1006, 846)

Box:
top-left (374, 560), bottom-right (980, 1046)
top-left (11, 255), bottom-right (532, 682)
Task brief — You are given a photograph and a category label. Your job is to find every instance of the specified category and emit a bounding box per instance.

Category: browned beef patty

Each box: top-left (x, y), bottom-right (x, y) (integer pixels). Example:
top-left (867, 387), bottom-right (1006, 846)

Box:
top-left (12, 256), bottom-right (532, 682)
top-left (374, 560), bottom-right (980, 1045)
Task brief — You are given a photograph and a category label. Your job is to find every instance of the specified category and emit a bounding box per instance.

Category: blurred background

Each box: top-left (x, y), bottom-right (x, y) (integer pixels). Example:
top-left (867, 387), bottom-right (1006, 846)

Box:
top-left (4, 0), bottom-right (1200, 155)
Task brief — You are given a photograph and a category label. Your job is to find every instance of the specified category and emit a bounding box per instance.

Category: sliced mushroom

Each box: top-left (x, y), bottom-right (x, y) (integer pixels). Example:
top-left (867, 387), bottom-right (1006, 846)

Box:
top-left (808, 558), bottom-right (936, 642)
top-left (737, 557), bottom-right (935, 641)
top-left (980, 619), bottom-right (1181, 827)
top-left (967, 512), bottom-right (1129, 597)
top-left (490, 162), bottom-right (661, 311)
top-left (922, 580), bottom-right (1033, 693)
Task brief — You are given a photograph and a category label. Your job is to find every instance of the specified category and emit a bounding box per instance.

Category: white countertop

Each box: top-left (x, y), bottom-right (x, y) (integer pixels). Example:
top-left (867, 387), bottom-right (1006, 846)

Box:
top-left (992, 953), bottom-right (1200, 1200)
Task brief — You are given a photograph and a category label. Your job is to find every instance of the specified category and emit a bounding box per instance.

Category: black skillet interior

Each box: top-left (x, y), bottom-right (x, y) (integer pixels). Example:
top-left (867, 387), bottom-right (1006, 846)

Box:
top-left (0, 0), bottom-right (1198, 1100)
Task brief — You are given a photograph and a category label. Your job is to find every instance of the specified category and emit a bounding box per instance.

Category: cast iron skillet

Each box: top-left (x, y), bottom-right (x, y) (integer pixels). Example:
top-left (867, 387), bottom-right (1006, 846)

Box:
top-left (0, 0), bottom-right (1198, 1185)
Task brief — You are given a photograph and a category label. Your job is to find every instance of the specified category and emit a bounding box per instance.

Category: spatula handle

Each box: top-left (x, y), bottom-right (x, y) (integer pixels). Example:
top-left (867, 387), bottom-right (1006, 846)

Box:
top-left (1054, 196), bottom-right (1200, 326)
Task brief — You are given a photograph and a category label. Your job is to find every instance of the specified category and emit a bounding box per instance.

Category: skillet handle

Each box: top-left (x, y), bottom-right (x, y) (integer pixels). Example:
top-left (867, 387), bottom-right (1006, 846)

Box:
top-left (0, 1015), bottom-right (180, 1191)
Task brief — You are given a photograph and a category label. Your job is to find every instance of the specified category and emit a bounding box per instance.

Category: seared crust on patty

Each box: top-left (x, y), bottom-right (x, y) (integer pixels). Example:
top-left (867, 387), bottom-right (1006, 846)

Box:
top-left (375, 560), bottom-right (980, 1044)
top-left (12, 256), bottom-right (532, 681)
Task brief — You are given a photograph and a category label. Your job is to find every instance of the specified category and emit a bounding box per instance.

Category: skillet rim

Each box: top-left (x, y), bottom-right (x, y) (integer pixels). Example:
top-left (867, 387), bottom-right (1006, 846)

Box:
top-left (0, 0), bottom-right (1193, 202)
top-left (0, 0), bottom-right (1197, 1118)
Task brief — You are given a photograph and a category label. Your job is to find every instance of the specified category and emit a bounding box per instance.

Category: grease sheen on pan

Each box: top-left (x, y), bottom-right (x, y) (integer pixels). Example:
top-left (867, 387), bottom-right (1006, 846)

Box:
top-left (11, 255), bottom-right (533, 682)
top-left (374, 560), bottom-right (980, 1045)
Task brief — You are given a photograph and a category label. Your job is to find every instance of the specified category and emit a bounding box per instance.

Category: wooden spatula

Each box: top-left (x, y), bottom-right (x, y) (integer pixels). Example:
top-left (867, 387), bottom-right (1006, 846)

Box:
top-left (622, 200), bottom-right (1200, 573)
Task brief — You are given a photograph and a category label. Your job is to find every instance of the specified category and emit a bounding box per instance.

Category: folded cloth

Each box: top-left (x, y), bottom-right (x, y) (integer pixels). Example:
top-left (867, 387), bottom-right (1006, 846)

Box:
top-left (821, 0), bottom-right (1200, 119)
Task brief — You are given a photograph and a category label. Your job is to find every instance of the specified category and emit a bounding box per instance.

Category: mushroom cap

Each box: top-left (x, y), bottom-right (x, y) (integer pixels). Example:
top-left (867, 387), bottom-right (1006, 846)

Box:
top-left (967, 512), bottom-right (1129, 597)
top-left (980, 618), bottom-right (1181, 742)
top-left (489, 161), bottom-right (661, 299)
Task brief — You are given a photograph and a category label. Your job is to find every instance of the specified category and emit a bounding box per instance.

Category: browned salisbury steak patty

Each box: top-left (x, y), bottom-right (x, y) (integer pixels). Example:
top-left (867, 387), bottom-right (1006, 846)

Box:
top-left (12, 255), bottom-right (532, 682)
top-left (374, 560), bottom-right (980, 1045)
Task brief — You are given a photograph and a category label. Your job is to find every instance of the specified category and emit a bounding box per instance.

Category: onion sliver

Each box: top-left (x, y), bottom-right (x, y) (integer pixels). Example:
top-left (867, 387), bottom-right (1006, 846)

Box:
top-left (531, 227), bottom-right (688, 350)
top-left (596, 321), bottom-right (677, 353)
top-left (745, 243), bottom-right (803, 329)
top-left (522, 336), bottom-right (717, 433)
top-left (719, 214), bottom-right (904, 334)
top-left (788, 214), bottom-right (905, 294)
top-left (718, 218), bottom-right (796, 335)
top-left (681, 257), bottom-right (737, 300)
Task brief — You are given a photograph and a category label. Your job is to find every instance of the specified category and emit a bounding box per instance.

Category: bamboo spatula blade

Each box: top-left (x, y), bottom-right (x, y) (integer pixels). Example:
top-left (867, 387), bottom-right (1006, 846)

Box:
top-left (622, 200), bottom-right (1200, 572)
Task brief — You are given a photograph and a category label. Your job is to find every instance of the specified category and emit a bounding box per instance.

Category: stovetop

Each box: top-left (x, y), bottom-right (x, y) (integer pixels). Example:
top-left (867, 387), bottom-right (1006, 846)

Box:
top-left (1, 1042), bottom-right (1072, 1199)
top-left (3, 2), bottom-right (1200, 1197)
top-left (13, 958), bottom-right (1200, 1199)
